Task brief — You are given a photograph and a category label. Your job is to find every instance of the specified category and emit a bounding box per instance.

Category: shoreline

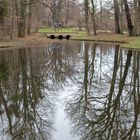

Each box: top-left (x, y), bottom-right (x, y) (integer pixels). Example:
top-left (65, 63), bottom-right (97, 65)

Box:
top-left (0, 33), bottom-right (140, 49)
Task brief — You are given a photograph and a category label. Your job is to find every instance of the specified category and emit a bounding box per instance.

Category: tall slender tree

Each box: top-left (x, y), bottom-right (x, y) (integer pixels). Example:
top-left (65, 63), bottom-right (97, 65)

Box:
top-left (114, 0), bottom-right (121, 34)
top-left (137, 0), bottom-right (140, 35)
top-left (123, 0), bottom-right (134, 36)
top-left (90, 0), bottom-right (97, 35)
top-left (27, 0), bottom-right (32, 35)
top-left (0, 0), bottom-right (7, 25)
top-left (18, 0), bottom-right (27, 37)
top-left (84, 0), bottom-right (90, 35)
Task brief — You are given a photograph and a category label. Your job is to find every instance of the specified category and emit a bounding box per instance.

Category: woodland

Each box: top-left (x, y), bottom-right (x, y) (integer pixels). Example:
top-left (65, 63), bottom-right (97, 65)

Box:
top-left (0, 0), bottom-right (140, 39)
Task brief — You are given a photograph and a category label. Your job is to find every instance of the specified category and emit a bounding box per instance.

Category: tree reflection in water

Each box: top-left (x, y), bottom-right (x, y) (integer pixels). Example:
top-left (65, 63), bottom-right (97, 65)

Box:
top-left (0, 48), bottom-right (55, 140)
top-left (0, 41), bottom-right (140, 140)
top-left (65, 42), bottom-right (140, 140)
top-left (0, 41), bottom-right (82, 140)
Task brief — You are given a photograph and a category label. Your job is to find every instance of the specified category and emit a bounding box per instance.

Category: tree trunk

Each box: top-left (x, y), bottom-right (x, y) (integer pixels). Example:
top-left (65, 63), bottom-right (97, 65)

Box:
top-left (119, 0), bottom-right (124, 34)
top-left (91, 0), bottom-right (97, 35)
top-left (27, 0), bottom-right (32, 35)
top-left (64, 0), bottom-right (69, 27)
top-left (14, 0), bottom-right (20, 37)
top-left (123, 0), bottom-right (134, 36)
top-left (78, 19), bottom-right (82, 31)
top-left (134, 0), bottom-right (138, 35)
top-left (137, 0), bottom-right (140, 35)
top-left (18, 0), bottom-right (27, 37)
top-left (84, 0), bottom-right (90, 35)
top-left (52, 0), bottom-right (63, 24)
top-left (114, 0), bottom-right (121, 34)
top-left (100, 0), bottom-right (103, 30)
top-left (10, 0), bottom-right (14, 39)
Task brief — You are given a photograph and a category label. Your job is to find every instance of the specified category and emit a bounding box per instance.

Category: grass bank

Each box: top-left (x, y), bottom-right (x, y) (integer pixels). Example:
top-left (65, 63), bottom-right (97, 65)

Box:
top-left (121, 37), bottom-right (140, 49)
top-left (0, 27), bottom-right (140, 49)
top-left (0, 34), bottom-right (54, 50)
top-left (71, 34), bottom-right (140, 49)
top-left (38, 27), bottom-right (140, 49)
top-left (38, 27), bottom-right (85, 34)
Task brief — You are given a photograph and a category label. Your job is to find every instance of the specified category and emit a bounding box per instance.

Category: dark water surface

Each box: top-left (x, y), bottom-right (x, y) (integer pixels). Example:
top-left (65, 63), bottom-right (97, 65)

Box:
top-left (0, 40), bottom-right (140, 140)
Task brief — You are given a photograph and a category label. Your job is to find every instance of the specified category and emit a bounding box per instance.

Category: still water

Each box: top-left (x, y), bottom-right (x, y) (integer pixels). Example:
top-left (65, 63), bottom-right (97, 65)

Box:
top-left (0, 40), bottom-right (140, 140)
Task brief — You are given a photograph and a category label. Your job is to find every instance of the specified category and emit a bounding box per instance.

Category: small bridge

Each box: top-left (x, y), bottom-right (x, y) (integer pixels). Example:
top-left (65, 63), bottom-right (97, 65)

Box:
top-left (45, 34), bottom-right (71, 40)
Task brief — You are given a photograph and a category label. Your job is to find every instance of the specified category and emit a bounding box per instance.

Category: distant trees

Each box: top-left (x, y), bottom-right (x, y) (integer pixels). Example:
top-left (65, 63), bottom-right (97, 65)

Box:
top-left (0, 0), bottom-right (35, 38)
top-left (0, 0), bottom-right (7, 25)
top-left (0, 0), bottom-right (140, 38)
top-left (47, 0), bottom-right (63, 24)
top-left (82, 0), bottom-right (140, 36)
top-left (0, 0), bottom-right (82, 38)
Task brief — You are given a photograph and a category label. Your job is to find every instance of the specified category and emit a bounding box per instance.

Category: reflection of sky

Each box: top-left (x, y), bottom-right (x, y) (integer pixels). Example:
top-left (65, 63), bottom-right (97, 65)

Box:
top-left (53, 42), bottom-right (118, 140)
top-left (54, 86), bottom-right (79, 140)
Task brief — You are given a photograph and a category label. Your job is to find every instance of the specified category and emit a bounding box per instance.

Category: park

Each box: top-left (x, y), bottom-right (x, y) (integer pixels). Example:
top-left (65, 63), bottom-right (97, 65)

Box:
top-left (0, 0), bottom-right (140, 140)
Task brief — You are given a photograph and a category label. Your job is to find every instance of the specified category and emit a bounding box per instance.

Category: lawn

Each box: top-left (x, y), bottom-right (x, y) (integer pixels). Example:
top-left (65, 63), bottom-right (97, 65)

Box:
top-left (121, 37), bottom-right (140, 49)
top-left (38, 27), bottom-right (85, 34)
top-left (38, 27), bottom-right (140, 49)
top-left (71, 33), bottom-right (140, 49)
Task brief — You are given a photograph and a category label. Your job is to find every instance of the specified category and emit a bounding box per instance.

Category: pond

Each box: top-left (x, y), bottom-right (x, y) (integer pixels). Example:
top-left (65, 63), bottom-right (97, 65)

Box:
top-left (0, 40), bottom-right (140, 140)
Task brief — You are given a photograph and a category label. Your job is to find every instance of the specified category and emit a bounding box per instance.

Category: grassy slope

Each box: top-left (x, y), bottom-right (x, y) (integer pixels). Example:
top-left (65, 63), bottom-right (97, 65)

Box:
top-left (38, 27), bottom-right (140, 49)
top-left (38, 27), bottom-right (87, 35)
top-left (71, 34), bottom-right (130, 43)
top-left (121, 37), bottom-right (140, 48)
top-left (0, 27), bottom-right (139, 49)
top-left (38, 27), bottom-right (85, 33)
top-left (0, 34), bottom-right (54, 50)
top-left (71, 34), bottom-right (140, 49)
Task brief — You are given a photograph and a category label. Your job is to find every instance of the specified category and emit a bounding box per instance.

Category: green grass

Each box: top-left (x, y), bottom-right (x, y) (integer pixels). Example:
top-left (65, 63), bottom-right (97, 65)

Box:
top-left (38, 27), bottom-right (140, 49)
top-left (71, 34), bottom-right (140, 49)
top-left (121, 37), bottom-right (140, 49)
top-left (71, 34), bottom-right (131, 43)
top-left (38, 27), bottom-right (80, 33)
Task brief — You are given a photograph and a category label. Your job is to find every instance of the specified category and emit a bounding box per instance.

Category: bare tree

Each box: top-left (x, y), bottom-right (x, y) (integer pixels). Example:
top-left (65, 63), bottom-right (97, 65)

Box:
top-left (123, 0), bottom-right (134, 36)
top-left (84, 0), bottom-right (90, 35)
top-left (114, 0), bottom-right (121, 33)
top-left (90, 0), bottom-right (97, 35)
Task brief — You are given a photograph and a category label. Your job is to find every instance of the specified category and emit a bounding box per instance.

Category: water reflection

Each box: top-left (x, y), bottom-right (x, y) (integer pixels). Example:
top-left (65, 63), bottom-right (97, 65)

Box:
top-left (0, 49), bottom-right (56, 140)
top-left (0, 41), bottom-right (140, 140)
top-left (66, 43), bottom-right (140, 140)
